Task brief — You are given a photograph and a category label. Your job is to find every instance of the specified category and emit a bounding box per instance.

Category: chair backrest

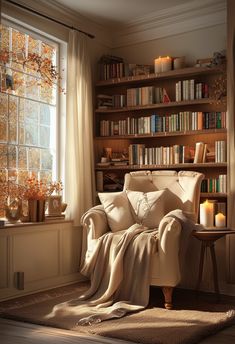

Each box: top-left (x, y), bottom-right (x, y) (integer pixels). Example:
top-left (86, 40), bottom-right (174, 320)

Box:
top-left (123, 170), bottom-right (204, 222)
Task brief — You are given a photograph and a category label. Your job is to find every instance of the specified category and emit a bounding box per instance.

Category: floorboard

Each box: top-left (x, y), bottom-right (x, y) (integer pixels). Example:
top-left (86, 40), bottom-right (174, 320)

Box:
top-left (1, 317), bottom-right (235, 344)
top-left (0, 318), bottom-right (134, 344)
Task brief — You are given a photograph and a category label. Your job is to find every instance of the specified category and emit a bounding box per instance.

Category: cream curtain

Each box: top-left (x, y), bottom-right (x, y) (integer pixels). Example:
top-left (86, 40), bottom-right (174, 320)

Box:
top-left (65, 30), bottom-right (95, 226)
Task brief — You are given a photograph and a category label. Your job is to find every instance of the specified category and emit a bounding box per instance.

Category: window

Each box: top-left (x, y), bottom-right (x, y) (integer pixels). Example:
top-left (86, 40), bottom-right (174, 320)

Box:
top-left (0, 21), bottom-right (59, 216)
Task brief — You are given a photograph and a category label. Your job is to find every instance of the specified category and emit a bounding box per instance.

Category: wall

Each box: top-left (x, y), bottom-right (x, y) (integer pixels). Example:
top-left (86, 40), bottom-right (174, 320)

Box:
top-left (112, 24), bottom-right (226, 67)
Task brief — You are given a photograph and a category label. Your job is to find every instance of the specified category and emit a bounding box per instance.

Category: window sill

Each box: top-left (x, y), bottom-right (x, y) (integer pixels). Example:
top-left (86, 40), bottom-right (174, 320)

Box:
top-left (0, 218), bottom-right (73, 229)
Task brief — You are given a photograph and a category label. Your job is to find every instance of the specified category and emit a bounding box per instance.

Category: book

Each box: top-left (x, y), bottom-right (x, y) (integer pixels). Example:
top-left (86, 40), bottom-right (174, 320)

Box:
top-left (45, 214), bottom-right (65, 222)
top-left (193, 142), bottom-right (205, 163)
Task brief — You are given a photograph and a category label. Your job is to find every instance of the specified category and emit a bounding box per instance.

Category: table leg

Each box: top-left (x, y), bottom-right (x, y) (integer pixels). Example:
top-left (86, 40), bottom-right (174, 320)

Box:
top-left (196, 242), bottom-right (206, 291)
top-left (209, 242), bottom-right (220, 300)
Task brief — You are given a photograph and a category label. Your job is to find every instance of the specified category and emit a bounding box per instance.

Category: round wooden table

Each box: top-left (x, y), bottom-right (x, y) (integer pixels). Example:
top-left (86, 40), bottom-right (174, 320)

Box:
top-left (193, 229), bottom-right (235, 300)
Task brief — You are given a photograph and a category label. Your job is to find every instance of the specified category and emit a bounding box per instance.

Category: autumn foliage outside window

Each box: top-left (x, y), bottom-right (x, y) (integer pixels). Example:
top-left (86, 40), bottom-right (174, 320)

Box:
top-left (0, 22), bottom-right (60, 217)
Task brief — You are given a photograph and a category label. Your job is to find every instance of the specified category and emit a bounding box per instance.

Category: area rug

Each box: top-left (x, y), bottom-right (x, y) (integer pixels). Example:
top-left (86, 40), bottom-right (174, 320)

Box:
top-left (1, 283), bottom-right (235, 344)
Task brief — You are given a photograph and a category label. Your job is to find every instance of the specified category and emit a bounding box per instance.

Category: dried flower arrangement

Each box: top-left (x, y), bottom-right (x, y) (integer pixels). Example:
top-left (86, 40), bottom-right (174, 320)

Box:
top-left (22, 176), bottom-right (63, 200)
top-left (0, 48), bottom-right (64, 93)
top-left (0, 176), bottom-right (63, 210)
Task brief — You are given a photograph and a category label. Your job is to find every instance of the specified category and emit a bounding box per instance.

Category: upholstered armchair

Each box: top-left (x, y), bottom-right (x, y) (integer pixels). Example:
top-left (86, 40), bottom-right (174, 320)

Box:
top-left (81, 170), bottom-right (204, 309)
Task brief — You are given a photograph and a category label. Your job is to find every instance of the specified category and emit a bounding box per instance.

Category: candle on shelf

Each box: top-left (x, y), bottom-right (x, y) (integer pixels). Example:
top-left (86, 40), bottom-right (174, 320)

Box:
top-left (215, 212), bottom-right (226, 227)
top-left (173, 56), bottom-right (185, 70)
top-left (161, 56), bottom-right (172, 72)
top-left (200, 200), bottom-right (214, 227)
top-left (154, 57), bottom-right (162, 73)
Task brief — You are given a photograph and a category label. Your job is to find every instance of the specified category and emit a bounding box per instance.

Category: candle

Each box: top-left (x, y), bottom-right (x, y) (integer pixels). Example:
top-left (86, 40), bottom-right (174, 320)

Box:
top-left (215, 212), bottom-right (226, 227)
top-left (200, 200), bottom-right (214, 227)
top-left (173, 56), bottom-right (185, 70)
top-left (161, 56), bottom-right (172, 72)
top-left (154, 57), bottom-right (162, 73)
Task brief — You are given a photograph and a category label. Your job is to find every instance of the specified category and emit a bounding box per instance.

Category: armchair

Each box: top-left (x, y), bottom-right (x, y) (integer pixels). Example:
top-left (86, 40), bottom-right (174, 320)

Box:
top-left (81, 170), bottom-right (204, 309)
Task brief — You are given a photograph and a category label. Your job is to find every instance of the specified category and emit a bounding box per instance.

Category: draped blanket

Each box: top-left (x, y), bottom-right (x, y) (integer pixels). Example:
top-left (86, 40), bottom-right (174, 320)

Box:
top-left (46, 210), bottom-right (198, 325)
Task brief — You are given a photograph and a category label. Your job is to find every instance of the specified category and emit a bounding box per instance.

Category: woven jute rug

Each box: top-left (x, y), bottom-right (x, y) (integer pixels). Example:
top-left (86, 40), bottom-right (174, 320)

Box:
top-left (1, 283), bottom-right (235, 344)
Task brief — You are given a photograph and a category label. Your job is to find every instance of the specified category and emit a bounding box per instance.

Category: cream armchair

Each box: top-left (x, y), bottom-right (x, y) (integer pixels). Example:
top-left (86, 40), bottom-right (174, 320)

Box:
top-left (81, 170), bottom-right (204, 309)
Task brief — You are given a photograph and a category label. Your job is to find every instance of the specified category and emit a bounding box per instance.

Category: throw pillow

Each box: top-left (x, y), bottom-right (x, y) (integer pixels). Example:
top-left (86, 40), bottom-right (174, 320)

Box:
top-left (98, 191), bottom-right (135, 232)
top-left (126, 189), bottom-right (167, 228)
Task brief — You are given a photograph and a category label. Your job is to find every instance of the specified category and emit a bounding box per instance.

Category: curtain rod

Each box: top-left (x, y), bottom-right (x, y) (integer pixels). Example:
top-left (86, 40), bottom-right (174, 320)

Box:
top-left (3, 0), bottom-right (95, 39)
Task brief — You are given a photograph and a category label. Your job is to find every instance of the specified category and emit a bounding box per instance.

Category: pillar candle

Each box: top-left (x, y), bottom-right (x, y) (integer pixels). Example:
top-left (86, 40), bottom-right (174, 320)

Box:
top-left (154, 57), bottom-right (162, 73)
top-left (200, 200), bottom-right (214, 227)
top-left (215, 212), bottom-right (226, 227)
top-left (161, 56), bottom-right (172, 72)
top-left (173, 56), bottom-right (185, 70)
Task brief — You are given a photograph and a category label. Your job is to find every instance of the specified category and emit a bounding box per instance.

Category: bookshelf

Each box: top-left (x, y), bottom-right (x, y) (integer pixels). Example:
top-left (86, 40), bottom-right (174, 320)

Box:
top-left (94, 64), bottom-right (227, 211)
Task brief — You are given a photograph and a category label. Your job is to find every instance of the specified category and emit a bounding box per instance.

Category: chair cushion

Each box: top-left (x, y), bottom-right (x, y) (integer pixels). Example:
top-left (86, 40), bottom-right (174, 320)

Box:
top-left (98, 191), bottom-right (135, 232)
top-left (126, 189), bottom-right (168, 228)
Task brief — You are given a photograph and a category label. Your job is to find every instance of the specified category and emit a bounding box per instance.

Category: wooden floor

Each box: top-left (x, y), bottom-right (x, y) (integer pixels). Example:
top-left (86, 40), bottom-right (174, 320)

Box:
top-left (1, 286), bottom-right (235, 344)
top-left (1, 317), bottom-right (235, 344)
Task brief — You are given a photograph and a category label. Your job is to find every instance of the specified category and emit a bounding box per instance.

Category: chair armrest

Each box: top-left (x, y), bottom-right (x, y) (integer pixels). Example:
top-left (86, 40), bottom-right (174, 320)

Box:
top-left (81, 205), bottom-right (110, 240)
top-left (157, 214), bottom-right (182, 286)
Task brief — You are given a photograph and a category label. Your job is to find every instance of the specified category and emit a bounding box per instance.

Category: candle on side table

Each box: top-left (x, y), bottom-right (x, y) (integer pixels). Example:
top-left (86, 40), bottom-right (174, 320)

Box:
top-left (215, 212), bottom-right (226, 227)
top-left (200, 200), bottom-right (214, 227)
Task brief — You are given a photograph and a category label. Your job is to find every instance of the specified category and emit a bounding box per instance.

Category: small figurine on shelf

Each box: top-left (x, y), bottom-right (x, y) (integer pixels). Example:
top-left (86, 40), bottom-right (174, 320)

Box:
top-left (104, 147), bottom-right (112, 161)
top-left (5, 198), bottom-right (22, 223)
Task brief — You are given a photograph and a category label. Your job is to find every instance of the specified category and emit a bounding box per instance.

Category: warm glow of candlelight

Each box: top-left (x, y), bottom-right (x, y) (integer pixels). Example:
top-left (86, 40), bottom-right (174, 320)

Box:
top-left (215, 212), bottom-right (226, 227)
top-left (200, 200), bottom-right (214, 227)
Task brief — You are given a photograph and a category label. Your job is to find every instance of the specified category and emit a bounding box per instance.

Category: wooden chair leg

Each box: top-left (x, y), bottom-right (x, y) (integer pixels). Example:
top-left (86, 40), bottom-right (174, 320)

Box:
top-left (162, 287), bottom-right (174, 310)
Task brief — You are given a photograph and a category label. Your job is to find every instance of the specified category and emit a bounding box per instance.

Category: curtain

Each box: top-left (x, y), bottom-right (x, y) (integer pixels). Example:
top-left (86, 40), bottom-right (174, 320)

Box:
top-left (227, 0), bottom-right (235, 282)
top-left (65, 30), bottom-right (95, 226)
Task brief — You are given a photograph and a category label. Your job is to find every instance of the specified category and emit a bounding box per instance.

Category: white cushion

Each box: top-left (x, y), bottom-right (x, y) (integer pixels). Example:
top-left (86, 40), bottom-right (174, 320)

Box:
top-left (98, 191), bottom-right (134, 232)
top-left (126, 190), bottom-right (167, 228)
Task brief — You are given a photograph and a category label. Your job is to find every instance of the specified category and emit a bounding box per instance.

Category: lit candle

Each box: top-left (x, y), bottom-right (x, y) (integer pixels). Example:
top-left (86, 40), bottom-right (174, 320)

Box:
top-left (154, 57), bottom-right (162, 73)
top-left (200, 200), bottom-right (214, 227)
top-left (215, 212), bottom-right (226, 227)
top-left (161, 56), bottom-right (172, 72)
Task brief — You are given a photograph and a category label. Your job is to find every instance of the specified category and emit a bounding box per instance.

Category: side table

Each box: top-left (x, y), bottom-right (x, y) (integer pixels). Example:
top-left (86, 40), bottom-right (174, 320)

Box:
top-left (193, 229), bottom-right (235, 300)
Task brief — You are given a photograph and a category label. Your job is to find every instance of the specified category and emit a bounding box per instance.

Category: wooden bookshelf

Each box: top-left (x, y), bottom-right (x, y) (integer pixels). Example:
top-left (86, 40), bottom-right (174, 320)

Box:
top-left (94, 64), bottom-right (227, 199)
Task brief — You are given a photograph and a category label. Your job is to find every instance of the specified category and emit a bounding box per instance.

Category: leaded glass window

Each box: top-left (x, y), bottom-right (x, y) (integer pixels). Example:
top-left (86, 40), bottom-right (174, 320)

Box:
top-left (0, 22), bottom-right (58, 216)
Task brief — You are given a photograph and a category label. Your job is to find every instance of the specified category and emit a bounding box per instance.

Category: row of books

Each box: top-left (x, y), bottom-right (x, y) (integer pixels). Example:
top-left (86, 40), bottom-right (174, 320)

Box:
top-left (175, 80), bottom-right (209, 101)
top-left (128, 141), bottom-right (226, 166)
top-left (193, 141), bottom-right (226, 164)
top-left (126, 87), bottom-right (170, 107)
top-left (215, 141), bottom-right (226, 163)
top-left (99, 111), bottom-right (226, 137)
top-left (128, 144), bottom-right (193, 166)
top-left (201, 175), bottom-right (227, 193)
top-left (98, 55), bottom-right (124, 80)
top-left (98, 55), bottom-right (153, 80)
top-left (97, 94), bottom-right (126, 109)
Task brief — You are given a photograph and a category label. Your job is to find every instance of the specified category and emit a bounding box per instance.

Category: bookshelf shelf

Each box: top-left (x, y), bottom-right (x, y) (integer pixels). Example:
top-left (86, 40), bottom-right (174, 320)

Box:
top-left (200, 193), bottom-right (227, 198)
top-left (96, 66), bottom-right (223, 87)
top-left (95, 98), bottom-right (225, 113)
top-left (95, 128), bottom-right (227, 140)
top-left (95, 162), bottom-right (227, 171)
